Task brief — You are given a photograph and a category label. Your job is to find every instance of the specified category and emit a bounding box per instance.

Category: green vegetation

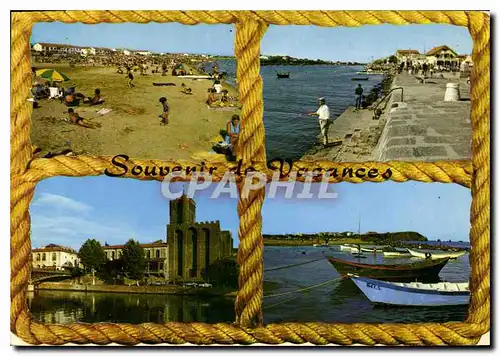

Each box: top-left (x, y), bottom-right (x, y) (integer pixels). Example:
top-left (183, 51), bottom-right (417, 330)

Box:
top-left (263, 231), bottom-right (427, 246)
top-left (78, 239), bottom-right (107, 274)
top-left (122, 239), bottom-right (146, 281)
top-left (204, 257), bottom-right (238, 288)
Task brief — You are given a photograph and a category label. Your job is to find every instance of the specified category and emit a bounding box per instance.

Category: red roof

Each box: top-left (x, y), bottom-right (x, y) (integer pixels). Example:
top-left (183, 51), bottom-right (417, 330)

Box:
top-left (426, 45), bottom-right (457, 56)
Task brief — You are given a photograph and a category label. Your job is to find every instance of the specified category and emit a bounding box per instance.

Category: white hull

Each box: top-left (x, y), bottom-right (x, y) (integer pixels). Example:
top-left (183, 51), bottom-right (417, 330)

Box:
top-left (351, 275), bottom-right (470, 306)
top-left (383, 252), bottom-right (412, 258)
top-left (407, 248), bottom-right (467, 260)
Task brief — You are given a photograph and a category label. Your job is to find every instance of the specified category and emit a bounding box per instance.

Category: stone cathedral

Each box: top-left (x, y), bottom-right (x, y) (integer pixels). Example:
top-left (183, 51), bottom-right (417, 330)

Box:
top-left (166, 194), bottom-right (233, 282)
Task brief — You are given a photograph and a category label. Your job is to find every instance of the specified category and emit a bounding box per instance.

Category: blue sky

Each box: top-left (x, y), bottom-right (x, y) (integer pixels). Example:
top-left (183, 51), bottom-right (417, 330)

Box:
top-left (30, 177), bottom-right (471, 251)
top-left (31, 23), bottom-right (473, 62)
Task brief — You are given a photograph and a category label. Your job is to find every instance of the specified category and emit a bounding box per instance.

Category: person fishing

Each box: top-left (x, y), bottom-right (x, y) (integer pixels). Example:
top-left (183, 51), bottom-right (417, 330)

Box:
top-left (355, 84), bottom-right (364, 109)
top-left (308, 97), bottom-right (330, 146)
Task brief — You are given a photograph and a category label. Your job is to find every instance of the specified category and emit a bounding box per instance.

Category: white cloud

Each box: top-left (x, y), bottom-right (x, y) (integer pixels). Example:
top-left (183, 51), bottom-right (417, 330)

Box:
top-left (32, 193), bottom-right (93, 213)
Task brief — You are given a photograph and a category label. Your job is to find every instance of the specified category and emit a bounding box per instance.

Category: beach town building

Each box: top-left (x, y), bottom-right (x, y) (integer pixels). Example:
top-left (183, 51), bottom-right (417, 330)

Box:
top-left (32, 244), bottom-right (80, 270)
top-left (122, 49), bottom-right (131, 56)
top-left (166, 194), bottom-right (233, 282)
top-left (103, 240), bottom-right (169, 279)
top-left (425, 45), bottom-right (459, 69)
top-left (136, 50), bottom-right (152, 56)
top-left (395, 49), bottom-right (421, 64)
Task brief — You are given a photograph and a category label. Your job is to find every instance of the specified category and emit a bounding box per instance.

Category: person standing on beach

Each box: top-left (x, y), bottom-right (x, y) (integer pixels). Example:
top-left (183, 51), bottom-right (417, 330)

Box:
top-left (127, 70), bottom-right (135, 89)
top-left (159, 97), bottom-right (169, 125)
top-left (309, 97), bottom-right (330, 146)
top-left (355, 84), bottom-right (364, 109)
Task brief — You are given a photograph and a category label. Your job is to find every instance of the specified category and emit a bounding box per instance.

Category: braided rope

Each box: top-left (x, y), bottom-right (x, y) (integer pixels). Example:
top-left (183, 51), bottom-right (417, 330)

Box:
top-left (10, 10), bottom-right (489, 345)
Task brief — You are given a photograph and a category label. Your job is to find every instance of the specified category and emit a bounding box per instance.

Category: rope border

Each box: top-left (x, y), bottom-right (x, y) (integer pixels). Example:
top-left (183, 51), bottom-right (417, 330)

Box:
top-left (10, 10), bottom-right (489, 345)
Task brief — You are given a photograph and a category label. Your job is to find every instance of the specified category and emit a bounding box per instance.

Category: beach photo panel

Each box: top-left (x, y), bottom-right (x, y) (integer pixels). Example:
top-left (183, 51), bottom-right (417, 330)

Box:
top-left (261, 24), bottom-right (473, 163)
top-left (29, 22), bottom-right (241, 162)
top-left (10, 10), bottom-right (489, 346)
top-left (262, 182), bottom-right (471, 324)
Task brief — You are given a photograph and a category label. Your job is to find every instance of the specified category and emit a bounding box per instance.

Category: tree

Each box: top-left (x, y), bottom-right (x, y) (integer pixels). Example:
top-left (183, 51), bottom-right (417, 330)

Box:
top-left (388, 55), bottom-right (398, 64)
top-left (122, 239), bottom-right (146, 283)
top-left (78, 239), bottom-right (107, 285)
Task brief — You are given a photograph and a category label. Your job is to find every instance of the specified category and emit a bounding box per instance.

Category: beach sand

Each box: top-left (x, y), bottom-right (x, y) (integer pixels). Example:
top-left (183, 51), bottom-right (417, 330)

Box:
top-left (30, 64), bottom-right (240, 160)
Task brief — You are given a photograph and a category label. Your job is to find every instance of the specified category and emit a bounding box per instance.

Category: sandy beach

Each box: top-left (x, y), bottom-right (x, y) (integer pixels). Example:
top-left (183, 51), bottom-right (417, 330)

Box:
top-left (30, 64), bottom-right (240, 160)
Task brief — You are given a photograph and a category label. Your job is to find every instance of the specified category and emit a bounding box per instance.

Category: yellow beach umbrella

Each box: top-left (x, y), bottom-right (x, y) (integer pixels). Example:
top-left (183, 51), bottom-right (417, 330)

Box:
top-left (35, 69), bottom-right (70, 82)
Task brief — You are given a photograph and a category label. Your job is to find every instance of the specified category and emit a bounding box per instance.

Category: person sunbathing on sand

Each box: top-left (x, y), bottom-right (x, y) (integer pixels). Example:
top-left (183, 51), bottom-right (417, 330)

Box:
top-left (68, 108), bottom-right (101, 129)
top-left (181, 83), bottom-right (192, 95)
top-left (84, 88), bottom-right (105, 106)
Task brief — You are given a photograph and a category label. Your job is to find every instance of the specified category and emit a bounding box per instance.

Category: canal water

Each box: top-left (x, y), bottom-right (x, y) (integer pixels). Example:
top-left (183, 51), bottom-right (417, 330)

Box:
top-left (28, 290), bottom-right (235, 324)
top-left (263, 246), bottom-right (470, 324)
top-left (202, 60), bottom-right (384, 160)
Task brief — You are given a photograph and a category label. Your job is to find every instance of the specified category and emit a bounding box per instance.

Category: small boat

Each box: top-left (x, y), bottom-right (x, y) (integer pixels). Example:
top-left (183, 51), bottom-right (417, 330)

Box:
top-left (407, 248), bottom-right (467, 260)
top-left (351, 77), bottom-right (369, 81)
top-left (350, 275), bottom-right (470, 306)
top-left (383, 251), bottom-right (413, 258)
top-left (340, 244), bottom-right (358, 252)
top-left (327, 256), bottom-right (450, 282)
top-left (277, 72), bottom-right (290, 79)
top-left (360, 247), bottom-right (384, 253)
top-left (351, 253), bottom-right (367, 259)
top-left (357, 69), bottom-right (385, 75)
top-left (313, 244), bottom-right (328, 247)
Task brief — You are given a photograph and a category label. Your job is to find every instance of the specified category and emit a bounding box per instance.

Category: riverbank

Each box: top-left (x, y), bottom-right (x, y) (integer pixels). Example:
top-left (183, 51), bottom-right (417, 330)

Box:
top-left (34, 282), bottom-right (237, 297)
top-left (30, 63), bottom-right (240, 160)
top-left (300, 71), bottom-right (395, 162)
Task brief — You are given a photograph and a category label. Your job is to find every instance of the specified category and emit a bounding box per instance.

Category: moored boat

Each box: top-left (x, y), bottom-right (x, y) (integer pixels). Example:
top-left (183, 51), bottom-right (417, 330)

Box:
top-left (327, 256), bottom-right (450, 282)
top-left (360, 247), bottom-right (385, 253)
top-left (351, 77), bottom-right (369, 81)
top-left (407, 248), bottom-right (467, 260)
top-left (277, 72), bottom-right (290, 79)
top-left (340, 243), bottom-right (358, 252)
top-left (350, 275), bottom-right (470, 306)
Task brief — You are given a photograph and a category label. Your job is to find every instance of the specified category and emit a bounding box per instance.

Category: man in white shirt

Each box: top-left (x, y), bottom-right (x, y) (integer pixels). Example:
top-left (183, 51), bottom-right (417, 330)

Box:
top-left (309, 97), bottom-right (331, 146)
top-left (213, 80), bottom-right (223, 94)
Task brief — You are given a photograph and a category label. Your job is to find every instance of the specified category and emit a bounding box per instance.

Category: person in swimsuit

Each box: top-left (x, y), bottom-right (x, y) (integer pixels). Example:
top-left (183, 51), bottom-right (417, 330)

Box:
top-left (159, 97), bottom-right (169, 125)
top-left (127, 70), bottom-right (135, 88)
top-left (68, 108), bottom-right (101, 129)
top-left (206, 88), bottom-right (217, 107)
top-left (226, 114), bottom-right (241, 156)
top-left (84, 88), bottom-right (104, 105)
top-left (181, 83), bottom-right (192, 94)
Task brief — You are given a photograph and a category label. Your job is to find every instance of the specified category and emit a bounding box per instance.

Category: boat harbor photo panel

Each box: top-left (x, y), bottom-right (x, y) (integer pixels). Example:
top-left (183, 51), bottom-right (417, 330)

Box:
top-left (262, 181), bottom-right (471, 324)
top-left (261, 24), bottom-right (473, 163)
top-left (29, 22), bottom-right (240, 162)
top-left (27, 177), bottom-right (239, 325)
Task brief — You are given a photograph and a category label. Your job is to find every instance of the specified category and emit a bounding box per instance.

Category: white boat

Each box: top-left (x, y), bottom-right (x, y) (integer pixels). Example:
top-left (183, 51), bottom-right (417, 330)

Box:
top-left (350, 275), bottom-right (470, 306)
top-left (407, 248), bottom-right (467, 260)
top-left (356, 69), bottom-right (385, 75)
top-left (383, 251), bottom-right (412, 258)
top-left (360, 247), bottom-right (384, 253)
top-left (340, 244), bottom-right (357, 252)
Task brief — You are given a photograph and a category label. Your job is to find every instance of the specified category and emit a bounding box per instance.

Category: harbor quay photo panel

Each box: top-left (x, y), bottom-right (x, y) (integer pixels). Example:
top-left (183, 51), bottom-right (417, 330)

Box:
top-left (27, 177), bottom-right (239, 325)
top-left (261, 24), bottom-right (473, 163)
top-left (28, 22), bottom-right (240, 162)
top-left (262, 181), bottom-right (472, 324)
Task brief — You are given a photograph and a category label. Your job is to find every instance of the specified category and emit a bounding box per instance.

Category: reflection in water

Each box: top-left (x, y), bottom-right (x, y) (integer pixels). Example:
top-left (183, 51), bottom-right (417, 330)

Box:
top-left (28, 290), bottom-right (235, 324)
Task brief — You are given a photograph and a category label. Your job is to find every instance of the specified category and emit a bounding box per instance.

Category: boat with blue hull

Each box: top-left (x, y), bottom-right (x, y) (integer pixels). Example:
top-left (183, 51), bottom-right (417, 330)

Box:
top-left (350, 275), bottom-right (470, 306)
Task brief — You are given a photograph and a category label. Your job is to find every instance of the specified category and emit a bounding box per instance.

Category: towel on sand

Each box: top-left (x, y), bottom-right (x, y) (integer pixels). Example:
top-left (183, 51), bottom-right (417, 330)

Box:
top-left (97, 108), bottom-right (112, 116)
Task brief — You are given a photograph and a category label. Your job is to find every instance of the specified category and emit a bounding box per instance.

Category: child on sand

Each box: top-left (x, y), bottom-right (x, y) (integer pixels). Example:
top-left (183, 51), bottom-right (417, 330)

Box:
top-left (206, 88), bottom-right (217, 107)
top-left (159, 97), bottom-right (169, 125)
top-left (181, 83), bottom-right (192, 95)
top-left (68, 108), bottom-right (101, 129)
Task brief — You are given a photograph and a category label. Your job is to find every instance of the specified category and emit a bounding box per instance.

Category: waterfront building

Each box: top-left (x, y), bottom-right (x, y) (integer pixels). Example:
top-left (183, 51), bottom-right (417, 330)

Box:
top-left (395, 49), bottom-right (421, 65)
top-left (32, 244), bottom-right (80, 270)
top-left (166, 194), bottom-right (233, 282)
top-left (425, 45), bottom-right (459, 69)
top-left (103, 240), bottom-right (169, 279)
